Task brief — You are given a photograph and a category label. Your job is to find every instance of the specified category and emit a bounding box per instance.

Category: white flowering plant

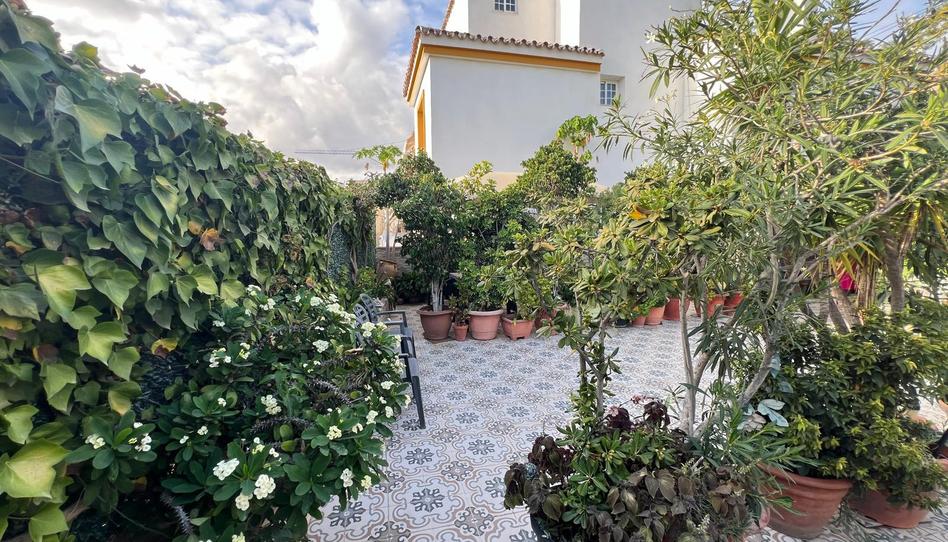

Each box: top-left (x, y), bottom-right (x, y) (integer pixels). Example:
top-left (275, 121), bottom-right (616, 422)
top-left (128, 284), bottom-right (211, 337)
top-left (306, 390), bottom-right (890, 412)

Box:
top-left (152, 285), bottom-right (409, 540)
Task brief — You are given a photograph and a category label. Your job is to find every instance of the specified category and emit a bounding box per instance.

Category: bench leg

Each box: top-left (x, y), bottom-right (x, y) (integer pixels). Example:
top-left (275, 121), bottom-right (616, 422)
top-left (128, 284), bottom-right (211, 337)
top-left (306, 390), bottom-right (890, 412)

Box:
top-left (411, 375), bottom-right (425, 429)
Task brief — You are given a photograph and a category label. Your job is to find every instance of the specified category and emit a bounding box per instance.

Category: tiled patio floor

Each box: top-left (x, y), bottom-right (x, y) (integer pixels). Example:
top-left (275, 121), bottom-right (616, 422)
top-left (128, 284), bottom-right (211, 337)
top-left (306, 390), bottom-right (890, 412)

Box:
top-left (308, 307), bottom-right (948, 542)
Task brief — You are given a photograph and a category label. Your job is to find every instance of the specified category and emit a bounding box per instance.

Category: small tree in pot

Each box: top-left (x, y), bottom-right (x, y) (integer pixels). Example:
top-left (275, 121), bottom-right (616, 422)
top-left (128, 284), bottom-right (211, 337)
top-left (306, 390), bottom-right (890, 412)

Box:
top-left (377, 153), bottom-right (466, 340)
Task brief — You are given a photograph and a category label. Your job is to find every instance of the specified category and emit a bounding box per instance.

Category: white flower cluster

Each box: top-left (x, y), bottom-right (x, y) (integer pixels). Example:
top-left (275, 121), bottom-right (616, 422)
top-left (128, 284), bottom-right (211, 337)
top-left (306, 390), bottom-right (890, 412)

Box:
top-left (254, 474), bottom-right (276, 499)
top-left (85, 434), bottom-right (106, 449)
top-left (388, 355), bottom-right (406, 372)
top-left (208, 347), bottom-right (231, 368)
top-left (361, 475), bottom-right (372, 489)
top-left (366, 410), bottom-right (378, 424)
top-left (327, 425), bottom-right (342, 440)
top-left (385, 406), bottom-right (394, 418)
top-left (235, 493), bottom-right (251, 511)
top-left (232, 534), bottom-right (245, 542)
top-left (360, 321), bottom-right (388, 335)
top-left (312, 339), bottom-right (329, 353)
top-left (380, 380), bottom-right (394, 390)
top-left (238, 342), bottom-right (251, 360)
top-left (213, 458), bottom-right (240, 480)
top-left (261, 297), bottom-right (277, 311)
top-left (197, 425), bottom-right (208, 435)
top-left (246, 285), bottom-right (261, 295)
top-left (310, 294), bottom-right (356, 324)
top-left (261, 394), bottom-right (282, 415)
top-left (340, 468), bottom-right (353, 488)
top-left (217, 397), bottom-right (227, 407)
top-left (213, 319), bottom-right (225, 328)
top-left (135, 433), bottom-right (152, 452)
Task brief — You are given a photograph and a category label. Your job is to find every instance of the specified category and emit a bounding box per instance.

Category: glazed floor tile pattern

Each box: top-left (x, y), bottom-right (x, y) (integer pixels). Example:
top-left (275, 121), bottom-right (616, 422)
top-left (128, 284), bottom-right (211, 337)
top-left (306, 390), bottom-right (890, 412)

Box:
top-left (308, 308), bottom-right (947, 542)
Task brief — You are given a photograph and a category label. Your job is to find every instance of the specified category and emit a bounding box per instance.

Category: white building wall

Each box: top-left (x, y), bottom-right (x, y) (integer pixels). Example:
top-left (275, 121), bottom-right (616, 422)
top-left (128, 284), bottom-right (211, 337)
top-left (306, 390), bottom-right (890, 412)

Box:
top-left (427, 55), bottom-right (599, 179)
top-left (443, 0), bottom-right (469, 32)
top-left (465, 0), bottom-right (557, 42)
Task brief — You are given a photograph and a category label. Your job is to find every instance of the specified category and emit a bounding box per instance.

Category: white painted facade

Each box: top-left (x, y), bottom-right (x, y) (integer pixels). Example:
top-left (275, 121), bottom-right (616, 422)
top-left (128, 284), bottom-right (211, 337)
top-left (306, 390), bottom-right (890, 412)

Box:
top-left (406, 0), bottom-right (698, 185)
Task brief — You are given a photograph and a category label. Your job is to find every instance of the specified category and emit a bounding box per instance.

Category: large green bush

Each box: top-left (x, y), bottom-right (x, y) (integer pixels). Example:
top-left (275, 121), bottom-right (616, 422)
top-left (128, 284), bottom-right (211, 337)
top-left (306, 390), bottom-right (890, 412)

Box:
top-left (0, 2), bottom-right (351, 538)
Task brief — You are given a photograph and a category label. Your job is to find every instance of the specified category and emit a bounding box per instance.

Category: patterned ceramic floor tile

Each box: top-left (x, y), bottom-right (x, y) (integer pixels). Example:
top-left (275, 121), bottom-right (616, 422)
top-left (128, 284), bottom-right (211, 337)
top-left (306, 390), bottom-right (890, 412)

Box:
top-left (309, 306), bottom-right (947, 541)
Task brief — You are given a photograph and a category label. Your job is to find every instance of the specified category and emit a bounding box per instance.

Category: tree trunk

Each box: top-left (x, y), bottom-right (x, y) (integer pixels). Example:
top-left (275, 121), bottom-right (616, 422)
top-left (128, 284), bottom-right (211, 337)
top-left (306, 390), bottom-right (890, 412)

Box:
top-left (882, 231), bottom-right (905, 312)
top-left (430, 280), bottom-right (443, 312)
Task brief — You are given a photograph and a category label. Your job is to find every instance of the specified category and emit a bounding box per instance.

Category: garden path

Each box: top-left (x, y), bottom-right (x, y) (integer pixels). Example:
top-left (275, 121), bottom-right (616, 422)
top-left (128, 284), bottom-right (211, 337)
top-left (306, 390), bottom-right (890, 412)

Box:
top-left (307, 307), bottom-right (948, 542)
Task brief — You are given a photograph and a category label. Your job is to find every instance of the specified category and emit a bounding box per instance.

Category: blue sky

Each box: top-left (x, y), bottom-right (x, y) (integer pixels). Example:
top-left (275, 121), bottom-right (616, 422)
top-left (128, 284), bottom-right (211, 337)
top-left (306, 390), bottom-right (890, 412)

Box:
top-left (26, 0), bottom-right (932, 179)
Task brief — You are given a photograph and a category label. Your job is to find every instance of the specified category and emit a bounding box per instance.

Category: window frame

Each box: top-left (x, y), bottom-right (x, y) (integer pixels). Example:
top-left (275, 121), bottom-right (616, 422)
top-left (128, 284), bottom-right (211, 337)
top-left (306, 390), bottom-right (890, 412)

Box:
top-left (494, 0), bottom-right (517, 13)
top-left (600, 79), bottom-right (618, 106)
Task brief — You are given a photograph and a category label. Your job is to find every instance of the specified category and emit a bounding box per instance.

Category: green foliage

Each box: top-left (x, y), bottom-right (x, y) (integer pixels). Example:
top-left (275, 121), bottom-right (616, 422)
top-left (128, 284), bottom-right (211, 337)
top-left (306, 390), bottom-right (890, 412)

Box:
top-left (455, 162), bottom-right (532, 261)
top-left (504, 400), bottom-right (798, 541)
top-left (377, 152), bottom-right (465, 311)
top-left (392, 270), bottom-right (428, 305)
top-left (511, 141), bottom-right (596, 210)
top-left (147, 287), bottom-right (408, 540)
top-left (0, 3), bottom-right (346, 538)
top-left (756, 301), bottom-right (948, 507)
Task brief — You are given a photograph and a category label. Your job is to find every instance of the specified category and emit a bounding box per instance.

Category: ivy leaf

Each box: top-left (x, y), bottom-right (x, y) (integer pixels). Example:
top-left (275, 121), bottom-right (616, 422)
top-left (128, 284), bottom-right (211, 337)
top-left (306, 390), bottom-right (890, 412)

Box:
top-left (0, 103), bottom-right (44, 145)
top-left (0, 46), bottom-right (49, 112)
top-left (190, 264), bottom-right (217, 295)
top-left (54, 86), bottom-right (122, 151)
top-left (134, 193), bottom-right (164, 226)
top-left (0, 283), bottom-right (44, 320)
top-left (8, 7), bottom-right (60, 51)
top-left (220, 279), bottom-right (244, 302)
top-left (32, 263), bottom-right (91, 318)
top-left (42, 362), bottom-right (76, 401)
top-left (108, 347), bottom-right (139, 380)
top-left (102, 215), bottom-right (147, 268)
top-left (101, 140), bottom-right (135, 172)
top-left (78, 321), bottom-right (125, 363)
top-left (28, 504), bottom-right (68, 542)
top-left (91, 267), bottom-right (138, 308)
top-left (0, 440), bottom-right (68, 499)
top-left (61, 160), bottom-right (107, 192)
top-left (62, 305), bottom-right (101, 331)
top-left (146, 271), bottom-right (170, 300)
top-left (152, 176), bottom-right (179, 221)
top-left (1, 404), bottom-right (38, 444)
top-left (107, 382), bottom-right (141, 415)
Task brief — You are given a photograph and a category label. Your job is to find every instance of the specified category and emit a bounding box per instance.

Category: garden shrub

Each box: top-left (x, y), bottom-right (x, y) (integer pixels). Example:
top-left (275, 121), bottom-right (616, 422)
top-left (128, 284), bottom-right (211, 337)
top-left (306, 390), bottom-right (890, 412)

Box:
top-left (0, 3), bottom-right (357, 538)
top-left (756, 301), bottom-right (948, 507)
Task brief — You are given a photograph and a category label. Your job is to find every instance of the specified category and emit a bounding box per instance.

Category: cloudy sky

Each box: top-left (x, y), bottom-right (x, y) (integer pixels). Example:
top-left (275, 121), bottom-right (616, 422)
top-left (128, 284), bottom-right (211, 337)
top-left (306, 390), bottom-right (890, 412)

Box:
top-left (27, 0), bottom-right (926, 181)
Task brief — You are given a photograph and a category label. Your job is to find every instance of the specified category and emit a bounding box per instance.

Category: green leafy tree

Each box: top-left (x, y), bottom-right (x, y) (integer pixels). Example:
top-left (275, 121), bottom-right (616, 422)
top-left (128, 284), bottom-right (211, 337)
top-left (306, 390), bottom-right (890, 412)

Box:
top-left (511, 141), bottom-right (596, 210)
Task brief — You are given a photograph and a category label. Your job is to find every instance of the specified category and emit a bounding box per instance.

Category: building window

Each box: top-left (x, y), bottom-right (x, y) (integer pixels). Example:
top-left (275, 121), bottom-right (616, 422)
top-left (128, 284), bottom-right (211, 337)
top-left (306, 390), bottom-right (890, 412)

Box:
top-left (494, 0), bottom-right (516, 12)
top-left (600, 80), bottom-right (617, 105)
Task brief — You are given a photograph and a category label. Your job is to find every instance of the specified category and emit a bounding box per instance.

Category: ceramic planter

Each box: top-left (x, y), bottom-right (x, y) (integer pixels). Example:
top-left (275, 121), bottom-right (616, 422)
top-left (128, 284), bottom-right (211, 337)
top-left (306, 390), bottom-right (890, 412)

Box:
top-left (848, 458), bottom-right (948, 529)
top-left (632, 315), bottom-right (646, 327)
top-left (469, 309), bottom-right (503, 340)
top-left (502, 316), bottom-right (535, 340)
top-left (763, 465), bottom-right (852, 539)
top-left (418, 308), bottom-right (453, 341)
top-left (645, 304), bottom-right (666, 325)
top-left (723, 292), bottom-right (744, 315)
top-left (453, 323), bottom-right (469, 341)
top-left (706, 295), bottom-right (726, 316)
top-left (663, 297), bottom-right (689, 321)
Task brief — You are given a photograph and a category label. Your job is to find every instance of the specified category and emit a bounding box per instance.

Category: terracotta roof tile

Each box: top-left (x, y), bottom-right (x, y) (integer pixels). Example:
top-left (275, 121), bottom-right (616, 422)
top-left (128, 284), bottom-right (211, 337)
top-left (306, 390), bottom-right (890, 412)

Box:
top-left (403, 26), bottom-right (604, 97)
top-left (441, 0), bottom-right (455, 29)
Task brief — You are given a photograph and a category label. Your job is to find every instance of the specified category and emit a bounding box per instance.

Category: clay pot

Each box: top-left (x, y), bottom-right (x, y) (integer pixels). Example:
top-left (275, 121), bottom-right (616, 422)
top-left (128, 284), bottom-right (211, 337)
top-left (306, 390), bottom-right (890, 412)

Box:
top-left (469, 309), bottom-right (503, 340)
top-left (454, 324), bottom-right (469, 341)
top-left (848, 458), bottom-right (948, 529)
top-left (377, 259), bottom-right (397, 278)
top-left (418, 308), bottom-right (453, 341)
top-left (645, 304), bottom-right (666, 325)
top-left (723, 292), bottom-right (744, 315)
top-left (632, 316), bottom-right (646, 327)
top-left (763, 465), bottom-right (852, 539)
top-left (663, 298), bottom-right (689, 321)
top-left (706, 295), bottom-right (726, 316)
top-left (502, 317), bottom-right (535, 340)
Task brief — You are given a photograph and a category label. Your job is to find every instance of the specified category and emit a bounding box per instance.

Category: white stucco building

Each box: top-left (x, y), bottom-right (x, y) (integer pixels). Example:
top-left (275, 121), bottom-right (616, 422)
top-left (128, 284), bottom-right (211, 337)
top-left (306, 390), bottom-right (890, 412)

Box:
top-left (403, 0), bottom-right (699, 186)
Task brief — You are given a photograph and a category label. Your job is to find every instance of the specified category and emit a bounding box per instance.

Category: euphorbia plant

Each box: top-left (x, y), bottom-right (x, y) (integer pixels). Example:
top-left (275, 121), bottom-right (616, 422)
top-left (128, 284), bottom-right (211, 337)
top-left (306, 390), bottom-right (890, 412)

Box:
top-left (376, 153), bottom-right (466, 312)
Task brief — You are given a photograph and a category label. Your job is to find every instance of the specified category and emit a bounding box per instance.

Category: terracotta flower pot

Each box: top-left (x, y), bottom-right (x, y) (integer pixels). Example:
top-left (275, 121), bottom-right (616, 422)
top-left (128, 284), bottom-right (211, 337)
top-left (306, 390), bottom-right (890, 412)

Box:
top-left (645, 304), bottom-right (666, 325)
top-left (418, 308), bottom-right (453, 341)
top-left (848, 458), bottom-right (948, 529)
top-left (763, 465), bottom-right (852, 539)
top-left (469, 309), bottom-right (503, 340)
top-left (502, 316), bottom-right (535, 340)
top-left (706, 295), bottom-right (726, 316)
top-left (632, 316), bottom-right (646, 327)
top-left (453, 324), bottom-right (469, 341)
top-left (723, 292), bottom-right (744, 315)
top-left (663, 298), bottom-right (689, 321)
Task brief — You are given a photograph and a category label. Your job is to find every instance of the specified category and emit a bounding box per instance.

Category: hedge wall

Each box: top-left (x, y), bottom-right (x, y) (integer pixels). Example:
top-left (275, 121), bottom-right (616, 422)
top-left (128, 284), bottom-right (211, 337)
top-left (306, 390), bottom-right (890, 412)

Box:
top-left (0, 2), bottom-right (345, 535)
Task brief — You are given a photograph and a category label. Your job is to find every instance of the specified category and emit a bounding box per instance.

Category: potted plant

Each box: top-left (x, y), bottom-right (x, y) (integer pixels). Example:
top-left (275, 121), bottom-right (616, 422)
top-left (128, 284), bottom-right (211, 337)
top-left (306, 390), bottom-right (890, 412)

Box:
top-left (643, 285), bottom-right (671, 326)
top-left (752, 304), bottom-right (948, 537)
top-left (376, 153), bottom-right (466, 341)
top-left (498, 263), bottom-right (540, 340)
top-left (467, 262), bottom-right (505, 340)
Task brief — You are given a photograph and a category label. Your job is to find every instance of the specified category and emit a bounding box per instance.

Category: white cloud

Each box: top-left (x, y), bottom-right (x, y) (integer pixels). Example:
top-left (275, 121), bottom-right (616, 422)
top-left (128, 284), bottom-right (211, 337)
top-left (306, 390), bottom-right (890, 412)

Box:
top-left (27, 0), bottom-right (430, 180)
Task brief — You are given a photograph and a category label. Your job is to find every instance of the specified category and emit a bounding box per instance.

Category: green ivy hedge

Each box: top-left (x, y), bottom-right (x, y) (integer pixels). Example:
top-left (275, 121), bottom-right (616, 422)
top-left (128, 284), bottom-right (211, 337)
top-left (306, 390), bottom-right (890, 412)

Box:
top-left (0, 2), bottom-right (347, 537)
